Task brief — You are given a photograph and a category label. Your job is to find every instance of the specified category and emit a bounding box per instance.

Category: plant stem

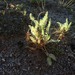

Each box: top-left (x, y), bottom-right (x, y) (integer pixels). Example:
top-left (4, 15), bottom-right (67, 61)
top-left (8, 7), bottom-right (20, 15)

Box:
top-left (41, 45), bottom-right (49, 56)
top-left (4, 0), bottom-right (8, 9)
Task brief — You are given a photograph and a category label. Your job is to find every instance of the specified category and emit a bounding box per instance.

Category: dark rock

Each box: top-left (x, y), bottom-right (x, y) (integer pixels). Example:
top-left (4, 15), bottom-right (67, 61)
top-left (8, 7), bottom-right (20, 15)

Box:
top-left (70, 37), bottom-right (75, 52)
top-left (2, 58), bottom-right (5, 62)
top-left (70, 43), bottom-right (75, 52)
top-left (17, 41), bottom-right (24, 49)
top-left (71, 63), bottom-right (75, 71)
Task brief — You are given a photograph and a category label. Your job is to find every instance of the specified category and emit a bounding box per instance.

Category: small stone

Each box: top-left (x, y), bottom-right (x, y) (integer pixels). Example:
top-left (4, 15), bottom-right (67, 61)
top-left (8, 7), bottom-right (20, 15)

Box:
top-left (28, 67), bottom-right (30, 70)
top-left (36, 66), bottom-right (38, 69)
top-left (22, 69), bottom-right (27, 71)
top-left (2, 58), bottom-right (5, 62)
top-left (9, 54), bottom-right (13, 57)
top-left (17, 63), bottom-right (21, 66)
top-left (4, 24), bottom-right (7, 27)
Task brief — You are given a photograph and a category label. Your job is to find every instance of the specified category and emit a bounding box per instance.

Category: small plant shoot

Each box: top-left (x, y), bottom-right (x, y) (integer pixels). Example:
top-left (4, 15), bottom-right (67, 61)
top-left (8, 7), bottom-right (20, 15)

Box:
top-left (26, 11), bottom-right (60, 65)
top-left (57, 18), bottom-right (72, 39)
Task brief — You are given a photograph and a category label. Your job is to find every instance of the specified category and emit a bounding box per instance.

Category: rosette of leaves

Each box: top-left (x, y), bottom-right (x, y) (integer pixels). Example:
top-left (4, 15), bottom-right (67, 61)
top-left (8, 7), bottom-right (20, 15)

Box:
top-left (26, 11), bottom-right (59, 65)
top-left (57, 18), bottom-right (72, 39)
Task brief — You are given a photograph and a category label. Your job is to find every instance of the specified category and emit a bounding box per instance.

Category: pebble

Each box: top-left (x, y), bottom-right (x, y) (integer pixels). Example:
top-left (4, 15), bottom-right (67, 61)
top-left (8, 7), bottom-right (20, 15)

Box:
top-left (17, 62), bottom-right (21, 66)
top-left (28, 67), bottom-right (30, 70)
top-left (22, 69), bottom-right (27, 71)
top-left (4, 24), bottom-right (7, 27)
top-left (9, 54), bottom-right (13, 57)
top-left (35, 66), bottom-right (38, 69)
top-left (2, 58), bottom-right (5, 62)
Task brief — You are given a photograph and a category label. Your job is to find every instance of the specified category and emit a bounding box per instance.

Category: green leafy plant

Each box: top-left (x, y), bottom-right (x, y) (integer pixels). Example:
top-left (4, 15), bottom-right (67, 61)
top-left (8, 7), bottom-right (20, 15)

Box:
top-left (29, 11), bottom-right (51, 45)
top-left (26, 11), bottom-right (60, 65)
top-left (56, 18), bottom-right (72, 39)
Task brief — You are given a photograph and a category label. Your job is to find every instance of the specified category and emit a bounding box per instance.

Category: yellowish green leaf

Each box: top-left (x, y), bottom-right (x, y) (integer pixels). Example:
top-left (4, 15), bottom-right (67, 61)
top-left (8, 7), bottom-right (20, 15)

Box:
top-left (48, 54), bottom-right (56, 61)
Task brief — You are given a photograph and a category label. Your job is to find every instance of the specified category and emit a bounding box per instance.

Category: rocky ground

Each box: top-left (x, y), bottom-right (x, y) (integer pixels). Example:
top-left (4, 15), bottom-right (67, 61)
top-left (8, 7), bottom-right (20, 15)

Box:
top-left (0, 0), bottom-right (75, 75)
